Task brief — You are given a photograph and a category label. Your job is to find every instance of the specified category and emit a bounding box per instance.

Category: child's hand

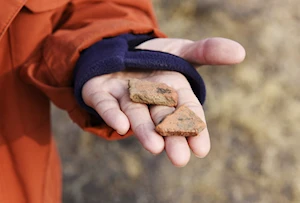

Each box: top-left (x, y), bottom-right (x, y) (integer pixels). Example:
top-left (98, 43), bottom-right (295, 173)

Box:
top-left (82, 37), bottom-right (245, 167)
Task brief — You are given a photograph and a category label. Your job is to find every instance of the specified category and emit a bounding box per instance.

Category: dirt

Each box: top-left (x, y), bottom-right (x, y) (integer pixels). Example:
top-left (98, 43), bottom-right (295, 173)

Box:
top-left (155, 105), bottom-right (206, 137)
top-left (128, 78), bottom-right (178, 107)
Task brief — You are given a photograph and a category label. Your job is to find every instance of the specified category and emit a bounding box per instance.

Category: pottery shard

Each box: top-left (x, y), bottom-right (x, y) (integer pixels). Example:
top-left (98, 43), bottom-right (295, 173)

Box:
top-left (155, 105), bottom-right (206, 137)
top-left (128, 78), bottom-right (178, 107)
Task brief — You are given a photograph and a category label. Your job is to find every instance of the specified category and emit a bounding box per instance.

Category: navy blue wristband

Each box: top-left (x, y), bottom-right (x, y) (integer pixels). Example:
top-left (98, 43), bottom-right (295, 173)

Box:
top-left (74, 34), bottom-right (206, 116)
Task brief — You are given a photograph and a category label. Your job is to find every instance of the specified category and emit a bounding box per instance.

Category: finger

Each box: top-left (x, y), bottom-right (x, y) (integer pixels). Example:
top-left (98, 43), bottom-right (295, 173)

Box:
top-left (120, 93), bottom-right (165, 154)
top-left (150, 105), bottom-right (191, 167)
top-left (82, 78), bottom-right (131, 135)
top-left (136, 37), bottom-right (246, 65)
top-left (165, 136), bottom-right (191, 167)
top-left (179, 38), bottom-right (246, 65)
top-left (86, 90), bottom-right (130, 135)
top-left (177, 87), bottom-right (211, 158)
top-left (188, 127), bottom-right (210, 158)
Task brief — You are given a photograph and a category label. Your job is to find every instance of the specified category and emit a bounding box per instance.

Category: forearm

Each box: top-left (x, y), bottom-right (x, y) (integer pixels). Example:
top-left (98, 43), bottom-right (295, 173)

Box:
top-left (20, 0), bottom-right (166, 140)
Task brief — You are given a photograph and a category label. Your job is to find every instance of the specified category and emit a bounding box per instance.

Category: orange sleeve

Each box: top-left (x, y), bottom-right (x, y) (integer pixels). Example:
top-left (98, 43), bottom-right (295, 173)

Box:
top-left (21, 0), bottom-right (166, 140)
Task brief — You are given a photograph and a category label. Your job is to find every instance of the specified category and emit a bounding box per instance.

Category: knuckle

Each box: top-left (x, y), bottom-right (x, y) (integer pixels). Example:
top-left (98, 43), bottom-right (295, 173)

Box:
top-left (101, 106), bottom-right (116, 118)
top-left (182, 101), bottom-right (201, 108)
top-left (122, 102), bottom-right (146, 113)
top-left (134, 122), bottom-right (152, 134)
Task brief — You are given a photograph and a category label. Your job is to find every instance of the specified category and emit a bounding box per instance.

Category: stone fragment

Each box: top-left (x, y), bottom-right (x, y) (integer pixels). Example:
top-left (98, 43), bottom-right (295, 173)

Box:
top-left (128, 78), bottom-right (178, 107)
top-left (155, 105), bottom-right (206, 137)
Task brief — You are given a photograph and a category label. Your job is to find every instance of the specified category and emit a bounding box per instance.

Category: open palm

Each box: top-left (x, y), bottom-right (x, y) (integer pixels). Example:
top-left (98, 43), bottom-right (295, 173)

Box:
top-left (82, 37), bottom-right (246, 167)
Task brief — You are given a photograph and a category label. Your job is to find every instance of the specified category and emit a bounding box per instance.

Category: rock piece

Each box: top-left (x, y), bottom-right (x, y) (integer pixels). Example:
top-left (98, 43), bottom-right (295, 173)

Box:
top-left (155, 105), bottom-right (206, 137)
top-left (128, 78), bottom-right (178, 107)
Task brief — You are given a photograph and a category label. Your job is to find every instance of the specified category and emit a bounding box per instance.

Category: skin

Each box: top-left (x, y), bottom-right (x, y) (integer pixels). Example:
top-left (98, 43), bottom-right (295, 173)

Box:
top-left (82, 37), bottom-right (246, 167)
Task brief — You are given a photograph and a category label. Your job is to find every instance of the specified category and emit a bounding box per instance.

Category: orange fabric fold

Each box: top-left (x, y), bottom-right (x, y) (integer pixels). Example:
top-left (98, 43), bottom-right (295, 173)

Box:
top-left (0, 0), bottom-right (165, 202)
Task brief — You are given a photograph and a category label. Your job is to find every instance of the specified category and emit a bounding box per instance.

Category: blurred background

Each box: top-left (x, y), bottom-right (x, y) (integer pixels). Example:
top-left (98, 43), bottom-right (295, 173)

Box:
top-left (52, 0), bottom-right (300, 202)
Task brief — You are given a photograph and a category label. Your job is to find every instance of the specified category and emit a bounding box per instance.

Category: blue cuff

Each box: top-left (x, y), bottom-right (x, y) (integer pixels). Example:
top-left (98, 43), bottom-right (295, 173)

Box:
top-left (74, 34), bottom-right (206, 116)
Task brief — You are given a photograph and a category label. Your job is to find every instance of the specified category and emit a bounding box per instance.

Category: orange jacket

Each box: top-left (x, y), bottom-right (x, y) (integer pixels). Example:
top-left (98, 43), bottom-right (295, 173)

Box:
top-left (0, 0), bottom-right (165, 202)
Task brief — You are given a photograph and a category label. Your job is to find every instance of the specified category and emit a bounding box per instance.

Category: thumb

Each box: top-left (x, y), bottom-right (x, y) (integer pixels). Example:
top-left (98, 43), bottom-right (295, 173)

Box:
top-left (136, 37), bottom-right (246, 65)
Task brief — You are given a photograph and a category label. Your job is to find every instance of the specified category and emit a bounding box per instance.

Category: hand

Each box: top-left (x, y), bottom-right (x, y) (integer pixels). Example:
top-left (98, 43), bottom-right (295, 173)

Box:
top-left (82, 37), bottom-right (245, 167)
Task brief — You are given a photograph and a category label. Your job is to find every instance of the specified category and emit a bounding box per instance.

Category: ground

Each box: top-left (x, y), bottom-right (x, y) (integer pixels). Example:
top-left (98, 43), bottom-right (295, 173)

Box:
top-left (53, 1), bottom-right (300, 202)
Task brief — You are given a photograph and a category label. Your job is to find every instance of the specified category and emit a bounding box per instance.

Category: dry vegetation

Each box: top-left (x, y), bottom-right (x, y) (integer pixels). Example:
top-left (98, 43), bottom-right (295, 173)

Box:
top-left (53, 0), bottom-right (300, 202)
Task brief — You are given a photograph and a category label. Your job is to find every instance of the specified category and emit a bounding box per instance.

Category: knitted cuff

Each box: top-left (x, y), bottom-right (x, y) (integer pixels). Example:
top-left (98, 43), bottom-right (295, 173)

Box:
top-left (74, 34), bottom-right (206, 116)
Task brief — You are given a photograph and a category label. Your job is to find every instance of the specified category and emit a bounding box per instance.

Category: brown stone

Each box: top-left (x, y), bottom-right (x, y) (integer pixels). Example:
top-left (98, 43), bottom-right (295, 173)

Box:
top-left (155, 105), bottom-right (206, 137)
top-left (128, 78), bottom-right (178, 107)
